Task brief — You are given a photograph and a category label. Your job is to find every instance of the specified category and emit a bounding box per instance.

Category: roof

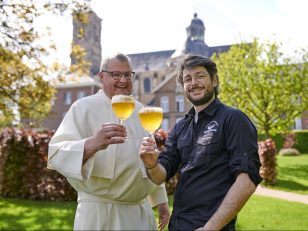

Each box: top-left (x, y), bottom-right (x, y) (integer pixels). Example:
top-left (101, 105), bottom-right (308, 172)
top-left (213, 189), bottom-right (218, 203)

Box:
top-left (128, 50), bottom-right (175, 72)
top-left (55, 75), bottom-right (102, 89)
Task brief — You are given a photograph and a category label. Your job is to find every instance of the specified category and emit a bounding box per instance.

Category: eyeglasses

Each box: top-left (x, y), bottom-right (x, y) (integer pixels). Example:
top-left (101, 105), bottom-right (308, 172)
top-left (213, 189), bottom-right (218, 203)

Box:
top-left (183, 72), bottom-right (210, 85)
top-left (101, 71), bottom-right (135, 80)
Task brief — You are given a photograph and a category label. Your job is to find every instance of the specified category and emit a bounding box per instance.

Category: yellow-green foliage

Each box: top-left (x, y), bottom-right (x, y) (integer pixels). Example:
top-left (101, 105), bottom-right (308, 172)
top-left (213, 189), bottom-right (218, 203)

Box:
top-left (213, 39), bottom-right (308, 139)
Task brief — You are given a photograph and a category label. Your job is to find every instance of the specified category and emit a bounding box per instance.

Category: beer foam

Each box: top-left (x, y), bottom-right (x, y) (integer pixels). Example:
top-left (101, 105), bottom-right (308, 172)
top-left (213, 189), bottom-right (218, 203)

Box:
top-left (139, 107), bottom-right (163, 113)
top-left (111, 94), bottom-right (135, 103)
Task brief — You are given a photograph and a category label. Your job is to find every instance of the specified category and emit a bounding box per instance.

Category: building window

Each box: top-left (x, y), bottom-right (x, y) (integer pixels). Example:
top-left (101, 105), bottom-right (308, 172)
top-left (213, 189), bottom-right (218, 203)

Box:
top-left (77, 91), bottom-right (86, 99)
top-left (176, 95), bottom-right (185, 112)
top-left (144, 78), bottom-right (151, 93)
top-left (160, 96), bottom-right (169, 113)
top-left (64, 92), bottom-right (72, 105)
top-left (295, 118), bottom-right (302, 130)
top-left (161, 118), bottom-right (169, 131)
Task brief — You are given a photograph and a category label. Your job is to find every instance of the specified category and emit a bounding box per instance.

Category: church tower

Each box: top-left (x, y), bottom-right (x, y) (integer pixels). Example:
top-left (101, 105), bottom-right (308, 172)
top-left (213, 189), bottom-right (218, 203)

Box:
top-left (184, 13), bottom-right (210, 56)
top-left (71, 11), bottom-right (102, 75)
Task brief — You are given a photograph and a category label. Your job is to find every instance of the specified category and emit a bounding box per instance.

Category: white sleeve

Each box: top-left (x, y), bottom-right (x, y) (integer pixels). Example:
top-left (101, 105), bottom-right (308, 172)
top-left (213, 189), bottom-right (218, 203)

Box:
top-left (47, 103), bottom-right (95, 180)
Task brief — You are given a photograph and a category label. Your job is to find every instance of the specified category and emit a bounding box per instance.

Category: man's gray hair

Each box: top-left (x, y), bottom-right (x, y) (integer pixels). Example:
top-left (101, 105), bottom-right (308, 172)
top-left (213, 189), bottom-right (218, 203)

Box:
top-left (99, 53), bottom-right (132, 72)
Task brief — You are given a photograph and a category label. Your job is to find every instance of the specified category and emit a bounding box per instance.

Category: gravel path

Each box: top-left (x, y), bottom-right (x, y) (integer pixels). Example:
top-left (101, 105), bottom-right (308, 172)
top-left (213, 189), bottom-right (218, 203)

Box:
top-left (255, 185), bottom-right (308, 204)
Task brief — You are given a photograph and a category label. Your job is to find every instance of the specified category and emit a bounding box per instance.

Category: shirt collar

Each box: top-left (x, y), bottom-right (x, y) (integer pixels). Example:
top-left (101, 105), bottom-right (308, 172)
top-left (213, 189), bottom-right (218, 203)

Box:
top-left (185, 98), bottom-right (222, 119)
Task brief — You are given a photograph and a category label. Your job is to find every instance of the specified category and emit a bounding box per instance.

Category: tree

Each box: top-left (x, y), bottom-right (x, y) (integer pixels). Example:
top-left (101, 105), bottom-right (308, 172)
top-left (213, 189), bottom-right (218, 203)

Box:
top-left (0, 0), bottom-right (91, 127)
top-left (212, 38), bottom-right (308, 138)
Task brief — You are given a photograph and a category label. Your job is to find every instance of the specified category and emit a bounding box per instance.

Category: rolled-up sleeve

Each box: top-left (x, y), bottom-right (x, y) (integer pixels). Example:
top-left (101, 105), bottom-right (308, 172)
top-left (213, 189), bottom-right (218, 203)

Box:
top-left (225, 110), bottom-right (263, 186)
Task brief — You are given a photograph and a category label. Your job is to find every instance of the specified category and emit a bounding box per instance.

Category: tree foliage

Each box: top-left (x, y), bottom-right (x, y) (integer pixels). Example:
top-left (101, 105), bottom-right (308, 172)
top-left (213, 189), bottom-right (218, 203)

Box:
top-left (212, 39), bottom-right (308, 138)
top-left (0, 0), bottom-right (91, 127)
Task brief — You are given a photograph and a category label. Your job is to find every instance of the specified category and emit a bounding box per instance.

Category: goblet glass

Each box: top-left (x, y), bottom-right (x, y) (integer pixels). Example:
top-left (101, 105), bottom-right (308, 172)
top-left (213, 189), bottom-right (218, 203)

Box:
top-left (111, 94), bottom-right (135, 125)
top-left (138, 106), bottom-right (163, 147)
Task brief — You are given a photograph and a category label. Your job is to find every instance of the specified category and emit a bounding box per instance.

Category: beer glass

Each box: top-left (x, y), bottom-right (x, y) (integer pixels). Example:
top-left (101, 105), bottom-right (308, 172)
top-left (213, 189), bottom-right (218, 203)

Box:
top-left (138, 106), bottom-right (163, 147)
top-left (111, 94), bottom-right (135, 125)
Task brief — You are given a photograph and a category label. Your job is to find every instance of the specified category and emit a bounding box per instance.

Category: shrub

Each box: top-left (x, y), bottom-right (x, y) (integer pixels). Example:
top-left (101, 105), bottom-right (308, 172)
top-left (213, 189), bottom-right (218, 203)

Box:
top-left (278, 148), bottom-right (300, 156)
top-left (261, 130), bottom-right (308, 154)
top-left (293, 130), bottom-right (308, 153)
top-left (258, 139), bottom-right (277, 185)
top-left (0, 128), bottom-right (77, 201)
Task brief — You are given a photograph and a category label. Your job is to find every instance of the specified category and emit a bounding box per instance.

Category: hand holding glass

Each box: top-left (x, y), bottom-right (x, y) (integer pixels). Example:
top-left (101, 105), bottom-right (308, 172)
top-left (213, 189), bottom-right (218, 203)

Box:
top-left (138, 107), bottom-right (163, 147)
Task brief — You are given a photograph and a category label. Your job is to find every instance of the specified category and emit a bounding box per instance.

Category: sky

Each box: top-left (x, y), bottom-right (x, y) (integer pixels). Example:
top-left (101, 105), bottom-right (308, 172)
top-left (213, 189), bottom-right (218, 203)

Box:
top-left (44, 0), bottom-right (308, 66)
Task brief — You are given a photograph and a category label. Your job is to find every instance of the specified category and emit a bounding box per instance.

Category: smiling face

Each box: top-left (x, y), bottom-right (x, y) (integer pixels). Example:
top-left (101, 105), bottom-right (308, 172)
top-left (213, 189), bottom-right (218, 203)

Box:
top-left (183, 66), bottom-right (217, 108)
top-left (99, 58), bottom-right (133, 99)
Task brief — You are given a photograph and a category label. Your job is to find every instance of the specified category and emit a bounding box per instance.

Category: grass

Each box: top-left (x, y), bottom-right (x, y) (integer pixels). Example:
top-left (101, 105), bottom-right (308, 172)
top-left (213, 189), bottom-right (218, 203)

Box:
top-left (268, 153), bottom-right (308, 194)
top-left (0, 197), bottom-right (76, 230)
top-left (237, 195), bottom-right (308, 230)
top-left (1, 154), bottom-right (308, 230)
top-left (1, 194), bottom-right (308, 230)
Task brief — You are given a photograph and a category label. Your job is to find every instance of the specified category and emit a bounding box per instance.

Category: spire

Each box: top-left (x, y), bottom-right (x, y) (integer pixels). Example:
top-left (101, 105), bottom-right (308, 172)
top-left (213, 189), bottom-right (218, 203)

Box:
top-left (183, 13), bottom-right (210, 56)
top-left (171, 13), bottom-right (210, 58)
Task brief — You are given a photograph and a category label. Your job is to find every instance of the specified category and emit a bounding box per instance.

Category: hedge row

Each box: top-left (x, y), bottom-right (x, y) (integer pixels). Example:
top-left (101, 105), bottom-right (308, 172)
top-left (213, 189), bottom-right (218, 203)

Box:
top-left (1, 128), bottom-right (307, 201)
top-left (0, 128), bottom-right (77, 201)
top-left (259, 130), bottom-right (308, 153)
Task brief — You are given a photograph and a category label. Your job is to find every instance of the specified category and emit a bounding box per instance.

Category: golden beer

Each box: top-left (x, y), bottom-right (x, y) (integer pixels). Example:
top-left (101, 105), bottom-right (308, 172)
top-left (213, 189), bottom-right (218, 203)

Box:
top-left (111, 95), bottom-right (135, 122)
top-left (138, 107), bottom-right (163, 133)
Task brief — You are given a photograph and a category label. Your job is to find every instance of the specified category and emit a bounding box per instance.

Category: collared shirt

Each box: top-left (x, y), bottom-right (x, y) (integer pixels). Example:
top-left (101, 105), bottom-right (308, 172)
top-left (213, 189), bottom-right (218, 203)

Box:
top-left (158, 98), bottom-right (262, 230)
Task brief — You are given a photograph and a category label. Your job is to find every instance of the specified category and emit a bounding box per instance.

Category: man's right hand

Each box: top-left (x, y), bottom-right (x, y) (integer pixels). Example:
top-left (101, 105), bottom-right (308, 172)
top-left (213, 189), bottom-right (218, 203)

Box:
top-left (83, 123), bottom-right (126, 163)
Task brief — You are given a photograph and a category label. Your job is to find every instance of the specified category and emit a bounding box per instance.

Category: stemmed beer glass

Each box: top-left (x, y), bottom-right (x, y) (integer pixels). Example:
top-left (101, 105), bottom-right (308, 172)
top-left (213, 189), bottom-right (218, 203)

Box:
top-left (138, 106), bottom-right (163, 147)
top-left (111, 94), bottom-right (135, 125)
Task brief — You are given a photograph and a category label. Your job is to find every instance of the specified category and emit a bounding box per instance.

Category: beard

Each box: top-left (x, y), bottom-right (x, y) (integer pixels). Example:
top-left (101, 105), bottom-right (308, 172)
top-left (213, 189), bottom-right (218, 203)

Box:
top-left (185, 86), bottom-right (215, 106)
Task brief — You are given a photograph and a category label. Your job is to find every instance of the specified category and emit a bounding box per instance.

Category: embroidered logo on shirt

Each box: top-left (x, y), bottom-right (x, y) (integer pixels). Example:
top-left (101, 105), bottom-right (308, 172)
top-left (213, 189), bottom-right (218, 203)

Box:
top-left (205, 121), bottom-right (218, 132)
top-left (197, 121), bottom-right (219, 145)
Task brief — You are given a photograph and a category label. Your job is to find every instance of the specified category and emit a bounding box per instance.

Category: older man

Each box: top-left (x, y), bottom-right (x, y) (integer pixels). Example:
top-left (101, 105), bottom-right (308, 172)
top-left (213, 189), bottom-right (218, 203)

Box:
top-left (48, 53), bottom-right (169, 230)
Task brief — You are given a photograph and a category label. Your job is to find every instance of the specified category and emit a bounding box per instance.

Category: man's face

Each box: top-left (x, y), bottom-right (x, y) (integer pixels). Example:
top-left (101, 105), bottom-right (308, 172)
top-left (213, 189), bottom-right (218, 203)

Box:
top-left (182, 66), bottom-right (217, 106)
top-left (99, 59), bottom-right (133, 98)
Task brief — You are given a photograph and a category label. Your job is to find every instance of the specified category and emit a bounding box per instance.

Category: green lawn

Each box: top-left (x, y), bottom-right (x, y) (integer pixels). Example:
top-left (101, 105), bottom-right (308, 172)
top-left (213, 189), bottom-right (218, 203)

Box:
top-left (0, 197), bottom-right (76, 230)
top-left (268, 153), bottom-right (308, 194)
top-left (1, 154), bottom-right (308, 230)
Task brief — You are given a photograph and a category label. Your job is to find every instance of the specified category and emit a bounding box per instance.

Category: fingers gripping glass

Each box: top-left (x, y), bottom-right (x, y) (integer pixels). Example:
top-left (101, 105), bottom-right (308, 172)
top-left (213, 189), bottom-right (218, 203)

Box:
top-left (101, 71), bottom-right (135, 80)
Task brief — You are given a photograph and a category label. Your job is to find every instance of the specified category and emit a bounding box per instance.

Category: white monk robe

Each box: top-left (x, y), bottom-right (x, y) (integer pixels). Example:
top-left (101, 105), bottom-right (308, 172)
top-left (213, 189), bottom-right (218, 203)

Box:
top-left (48, 89), bottom-right (168, 230)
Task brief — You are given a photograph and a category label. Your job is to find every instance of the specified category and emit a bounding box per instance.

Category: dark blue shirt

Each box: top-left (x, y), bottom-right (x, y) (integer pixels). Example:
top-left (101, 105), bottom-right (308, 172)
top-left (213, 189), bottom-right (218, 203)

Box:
top-left (158, 98), bottom-right (262, 231)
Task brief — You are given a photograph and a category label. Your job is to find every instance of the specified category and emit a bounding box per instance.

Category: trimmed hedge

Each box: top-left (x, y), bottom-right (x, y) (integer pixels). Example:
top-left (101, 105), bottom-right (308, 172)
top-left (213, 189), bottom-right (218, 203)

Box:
top-left (259, 130), bottom-right (308, 154)
top-left (293, 130), bottom-right (308, 153)
top-left (0, 128), bottom-right (77, 201)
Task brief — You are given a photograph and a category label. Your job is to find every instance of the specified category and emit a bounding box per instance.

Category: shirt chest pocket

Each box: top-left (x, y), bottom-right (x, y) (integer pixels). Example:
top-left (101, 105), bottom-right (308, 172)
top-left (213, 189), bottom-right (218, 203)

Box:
top-left (176, 139), bottom-right (194, 165)
top-left (192, 134), bottom-right (220, 167)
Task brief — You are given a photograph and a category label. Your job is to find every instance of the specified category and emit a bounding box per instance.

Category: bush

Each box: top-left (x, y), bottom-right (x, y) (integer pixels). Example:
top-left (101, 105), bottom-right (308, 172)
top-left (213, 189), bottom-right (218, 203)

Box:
top-left (293, 130), bottom-right (308, 153)
top-left (261, 130), bottom-right (308, 154)
top-left (0, 128), bottom-right (77, 201)
top-left (258, 139), bottom-right (277, 185)
top-left (278, 148), bottom-right (300, 156)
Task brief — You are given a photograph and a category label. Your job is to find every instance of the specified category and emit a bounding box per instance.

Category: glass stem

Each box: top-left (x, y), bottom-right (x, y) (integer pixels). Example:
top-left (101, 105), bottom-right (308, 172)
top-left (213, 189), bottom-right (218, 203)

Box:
top-left (150, 132), bottom-right (158, 150)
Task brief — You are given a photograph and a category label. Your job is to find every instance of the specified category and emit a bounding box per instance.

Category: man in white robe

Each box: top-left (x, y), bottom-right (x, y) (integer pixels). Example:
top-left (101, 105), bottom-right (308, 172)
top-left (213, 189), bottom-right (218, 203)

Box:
top-left (48, 53), bottom-right (170, 230)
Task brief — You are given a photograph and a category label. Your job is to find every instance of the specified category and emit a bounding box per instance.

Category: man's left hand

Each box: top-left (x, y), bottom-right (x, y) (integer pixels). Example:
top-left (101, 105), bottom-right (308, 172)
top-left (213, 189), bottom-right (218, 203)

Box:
top-left (157, 202), bottom-right (170, 230)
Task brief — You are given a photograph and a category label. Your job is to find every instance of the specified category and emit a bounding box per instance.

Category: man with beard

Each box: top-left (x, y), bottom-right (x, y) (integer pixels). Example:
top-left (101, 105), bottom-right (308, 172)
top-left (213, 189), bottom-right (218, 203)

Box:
top-left (139, 54), bottom-right (262, 231)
